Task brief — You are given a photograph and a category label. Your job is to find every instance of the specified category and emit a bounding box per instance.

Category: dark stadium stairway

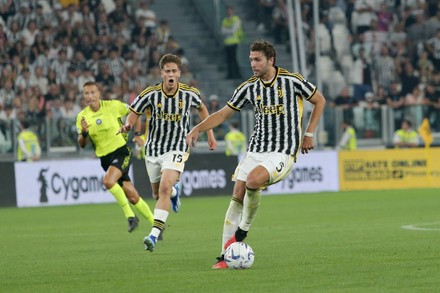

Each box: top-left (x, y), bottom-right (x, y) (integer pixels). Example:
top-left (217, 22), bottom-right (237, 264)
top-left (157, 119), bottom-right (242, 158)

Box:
top-left (150, 0), bottom-right (241, 101)
top-left (150, 0), bottom-right (293, 101)
top-left (231, 0), bottom-right (293, 73)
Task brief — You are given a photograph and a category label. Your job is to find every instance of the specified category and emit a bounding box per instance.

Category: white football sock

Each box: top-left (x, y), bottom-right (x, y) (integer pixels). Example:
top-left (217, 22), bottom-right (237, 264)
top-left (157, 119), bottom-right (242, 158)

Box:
top-left (221, 197), bottom-right (243, 255)
top-left (239, 188), bottom-right (261, 231)
top-left (150, 208), bottom-right (169, 238)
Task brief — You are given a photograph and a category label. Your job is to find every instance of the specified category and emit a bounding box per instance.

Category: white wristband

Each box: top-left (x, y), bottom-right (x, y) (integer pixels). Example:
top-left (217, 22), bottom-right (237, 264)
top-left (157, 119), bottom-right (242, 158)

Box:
top-left (304, 132), bottom-right (314, 138)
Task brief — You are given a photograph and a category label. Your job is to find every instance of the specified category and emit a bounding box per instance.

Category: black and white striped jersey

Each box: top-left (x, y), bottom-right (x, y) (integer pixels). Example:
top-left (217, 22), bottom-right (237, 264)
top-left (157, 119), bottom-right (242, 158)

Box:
top-left (130, 82), bottom-right (203, 157)
top-left (227, 67), bottom-right (317, 157)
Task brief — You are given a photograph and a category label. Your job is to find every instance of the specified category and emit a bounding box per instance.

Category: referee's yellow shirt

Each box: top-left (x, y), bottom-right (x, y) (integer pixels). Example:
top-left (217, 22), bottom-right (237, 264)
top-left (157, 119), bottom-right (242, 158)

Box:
top-left (76, 100), bottom-right (129, 157)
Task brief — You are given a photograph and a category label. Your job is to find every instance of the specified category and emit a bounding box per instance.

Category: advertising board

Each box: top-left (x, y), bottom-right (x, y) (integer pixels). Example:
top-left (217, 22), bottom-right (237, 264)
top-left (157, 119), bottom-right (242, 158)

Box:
top-left (339, 148), bottom-right (440, 190)
top-left (264, 150), bottom-right (339, 195)
top-left (15, 160), bottom-right (117, 207)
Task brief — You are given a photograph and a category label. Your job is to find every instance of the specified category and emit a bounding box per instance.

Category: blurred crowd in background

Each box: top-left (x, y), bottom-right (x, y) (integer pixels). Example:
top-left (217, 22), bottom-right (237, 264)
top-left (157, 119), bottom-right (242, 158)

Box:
top-left (0, 0), bottom-right (203, 153)
top-left (252, 0), bottom-right (440, 138)
top-left (0, 0), bottom-right (439, 156)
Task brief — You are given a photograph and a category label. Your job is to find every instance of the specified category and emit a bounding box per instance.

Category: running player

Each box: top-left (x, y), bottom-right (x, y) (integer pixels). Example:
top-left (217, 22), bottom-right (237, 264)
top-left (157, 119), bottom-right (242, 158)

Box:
top-left (186, 39), bottom-right (327, 268)
top-left (118, 54), bottom-right (217, 252)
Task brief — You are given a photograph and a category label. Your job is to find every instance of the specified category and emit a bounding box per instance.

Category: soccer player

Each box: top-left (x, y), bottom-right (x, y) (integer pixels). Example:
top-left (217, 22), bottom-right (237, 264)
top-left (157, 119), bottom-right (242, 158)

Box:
top-left (118, 54), bottom-right (217, 252)
top-left (186, 39), bottom-right (327, 269)
top-left (76, 81), bottom-right (154, 233)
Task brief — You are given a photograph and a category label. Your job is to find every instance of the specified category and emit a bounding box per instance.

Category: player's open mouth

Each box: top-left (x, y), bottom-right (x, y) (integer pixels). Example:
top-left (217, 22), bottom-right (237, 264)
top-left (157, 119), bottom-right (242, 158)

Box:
top-left (168, 79), bottom-right (174, 83)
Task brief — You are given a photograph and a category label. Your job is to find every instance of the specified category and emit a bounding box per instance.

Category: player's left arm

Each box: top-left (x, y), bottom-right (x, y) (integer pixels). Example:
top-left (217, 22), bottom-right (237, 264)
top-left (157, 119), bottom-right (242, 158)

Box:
top-left (118, 110), bottom-right (141, 134)
top-left (197, 104), bottom-right (217, 150)
top-left (302, 90), bottom-right (326, 154)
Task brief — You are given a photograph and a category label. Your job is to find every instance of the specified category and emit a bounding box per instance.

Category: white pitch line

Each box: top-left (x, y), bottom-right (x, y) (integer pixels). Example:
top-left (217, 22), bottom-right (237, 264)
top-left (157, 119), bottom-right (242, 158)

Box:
top-left (401, 223), bottom-right (440, 231)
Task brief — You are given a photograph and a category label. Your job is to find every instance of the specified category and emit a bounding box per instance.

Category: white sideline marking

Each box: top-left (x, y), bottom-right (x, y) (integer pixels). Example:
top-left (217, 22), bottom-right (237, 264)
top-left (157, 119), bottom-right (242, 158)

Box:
top-left (401, 222), bottom-right (440, 231)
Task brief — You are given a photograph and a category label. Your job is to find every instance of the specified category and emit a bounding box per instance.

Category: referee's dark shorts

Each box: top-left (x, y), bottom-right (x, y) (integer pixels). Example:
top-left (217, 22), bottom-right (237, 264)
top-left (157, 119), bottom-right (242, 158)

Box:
top-left (100, 145), bottom-right (132, 186)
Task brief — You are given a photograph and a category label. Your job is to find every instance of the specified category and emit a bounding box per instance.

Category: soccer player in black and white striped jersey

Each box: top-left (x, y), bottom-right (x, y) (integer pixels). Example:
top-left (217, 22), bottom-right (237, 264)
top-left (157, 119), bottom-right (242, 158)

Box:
top-left (118, 54), bottom-right (217, 252)
top-left (186, 39), bottom-right (326, 269)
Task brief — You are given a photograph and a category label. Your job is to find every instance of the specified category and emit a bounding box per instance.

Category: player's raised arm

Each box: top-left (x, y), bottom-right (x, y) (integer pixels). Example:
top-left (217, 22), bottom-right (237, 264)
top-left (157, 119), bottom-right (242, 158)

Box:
top-left (77, 117), bottom-right (89, 148)
top-left (117, 111), bottom-right (140, 134)
top-left (186, 105), bottom-right (235, 146)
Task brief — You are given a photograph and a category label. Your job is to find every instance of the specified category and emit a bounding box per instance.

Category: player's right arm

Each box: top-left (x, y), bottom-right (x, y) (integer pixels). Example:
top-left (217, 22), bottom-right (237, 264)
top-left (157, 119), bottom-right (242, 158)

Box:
top-left (77, 116), bottom-right (89, 148)
top-left (186, 105), bottom-right (235, 146)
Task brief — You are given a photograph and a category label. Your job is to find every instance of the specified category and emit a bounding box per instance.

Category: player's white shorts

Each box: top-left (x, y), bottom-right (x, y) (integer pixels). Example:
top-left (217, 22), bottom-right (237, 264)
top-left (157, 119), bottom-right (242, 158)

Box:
top-left (145, 151), bottom-right (188, 184)
top-left (233, 152), bottom-right (295, 187)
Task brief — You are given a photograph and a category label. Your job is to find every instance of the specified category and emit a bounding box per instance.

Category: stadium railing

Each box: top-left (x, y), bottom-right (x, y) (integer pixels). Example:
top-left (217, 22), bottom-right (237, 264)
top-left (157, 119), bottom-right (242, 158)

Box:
top-left (0, 104), bottom-right (438, 161)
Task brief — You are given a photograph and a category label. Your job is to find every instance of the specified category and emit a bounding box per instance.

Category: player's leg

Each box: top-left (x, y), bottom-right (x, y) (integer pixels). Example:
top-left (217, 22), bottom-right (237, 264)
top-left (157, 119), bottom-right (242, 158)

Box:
top-left (103, 166), bottom-right (136, 223)
top-left (151, 169), bottom-right (179, 234)
top-left (222, 153), bottom-right (294, 247)
top-left (103, 146), bottom-right (141, 232)
top-left (144, 169), bottom-right (180, 252)
top-left (168, 151), bottom-right (187, 212)
top-left (213, 153), bottom-right (255, 269)
top-left (143, 157), bottom-right (162, 251)
top-left (143, 152), bottom-right (184, 252)
top-left (170, 180), bottom-right (181, 213)
top-left (221, 180), bottom-right (246, 252)
top-left (222, 167), bottom-right (268, 252)
top-left (149, 182), bottom-right (165, 240)
top-left (236, 164), bottom-right (268, 235)
top-left (223, 153), bottom-right (263, 248)
top-left (237, 153), bottom-right (295, 235)
top-left (212, 180), bottom-right (246, 269)
top-left (122, 180), bottom-right (154, 226)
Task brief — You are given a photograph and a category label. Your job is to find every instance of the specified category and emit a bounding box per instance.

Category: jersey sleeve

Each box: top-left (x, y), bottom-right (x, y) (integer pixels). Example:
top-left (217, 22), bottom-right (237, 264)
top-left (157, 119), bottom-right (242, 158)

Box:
top-left (294, 73), bottom-right (317, 100)
top-left (191, 88), bottom-right (203, 109)
top-left (227, 84), bottom-right (249, 111)
top-left (130, 87), bottom-right (151, 114)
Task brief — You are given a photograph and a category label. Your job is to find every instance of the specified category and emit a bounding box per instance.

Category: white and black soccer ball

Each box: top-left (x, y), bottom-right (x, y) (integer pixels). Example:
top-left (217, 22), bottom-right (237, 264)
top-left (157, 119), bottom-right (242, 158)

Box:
top-left (224, 242), bottom-right (255, 269)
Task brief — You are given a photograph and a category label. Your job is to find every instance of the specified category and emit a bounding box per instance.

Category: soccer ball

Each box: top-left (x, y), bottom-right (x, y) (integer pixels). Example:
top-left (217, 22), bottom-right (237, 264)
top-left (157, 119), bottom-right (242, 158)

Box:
top-left (224, 242), bottom-right (255, 269)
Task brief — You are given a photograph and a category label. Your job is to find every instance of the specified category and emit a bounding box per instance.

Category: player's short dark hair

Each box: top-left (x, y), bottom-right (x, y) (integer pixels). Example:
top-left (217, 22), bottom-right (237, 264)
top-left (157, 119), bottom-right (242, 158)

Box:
top-left (83, 81), bottom-right (98, 88)
top-left (250, 39), bottom-right (276, 65)
top-left (159, 54), bottom-right (181, 70)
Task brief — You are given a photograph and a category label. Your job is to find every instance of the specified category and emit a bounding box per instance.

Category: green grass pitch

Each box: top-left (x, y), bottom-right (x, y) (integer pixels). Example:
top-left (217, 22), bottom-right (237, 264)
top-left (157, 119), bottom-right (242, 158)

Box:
top-left (1, 189), bottom-right (439, 293)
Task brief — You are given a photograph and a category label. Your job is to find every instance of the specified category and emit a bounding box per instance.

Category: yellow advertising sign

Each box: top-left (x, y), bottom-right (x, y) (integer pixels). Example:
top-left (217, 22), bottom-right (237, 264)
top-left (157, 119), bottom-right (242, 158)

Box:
top-left (339, 148), bottom-right (440, 190)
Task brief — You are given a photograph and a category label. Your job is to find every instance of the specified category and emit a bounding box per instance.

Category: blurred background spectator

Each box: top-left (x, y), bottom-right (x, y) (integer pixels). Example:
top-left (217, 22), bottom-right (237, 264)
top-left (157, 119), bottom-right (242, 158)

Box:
top-left (0, 0), bottom-right (439, 159)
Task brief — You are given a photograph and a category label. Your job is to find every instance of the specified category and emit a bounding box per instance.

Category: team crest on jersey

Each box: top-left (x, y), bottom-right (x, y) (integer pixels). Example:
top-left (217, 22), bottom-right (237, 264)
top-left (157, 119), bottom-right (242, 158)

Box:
top-left (257, 95), bottom-right (262, 101)
top-left (158, 103), bottom-right (162, 108)
top-left (278, 88), bottom-right (283, 98)
top-left (179, 100), bottom-right (183, 109)
top-left (96, 119), bottom-right (102, 125)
